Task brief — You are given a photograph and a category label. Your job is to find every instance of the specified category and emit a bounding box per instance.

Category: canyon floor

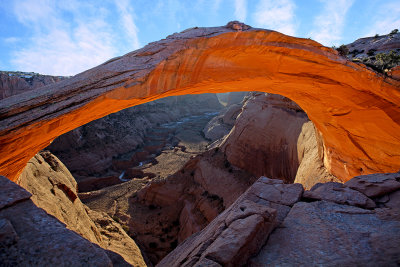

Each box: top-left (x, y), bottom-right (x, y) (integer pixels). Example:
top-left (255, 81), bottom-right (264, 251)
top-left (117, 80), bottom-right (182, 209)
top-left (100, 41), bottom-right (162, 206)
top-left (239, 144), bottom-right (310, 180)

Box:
top-left (80, 111), bottom-right (219, 213)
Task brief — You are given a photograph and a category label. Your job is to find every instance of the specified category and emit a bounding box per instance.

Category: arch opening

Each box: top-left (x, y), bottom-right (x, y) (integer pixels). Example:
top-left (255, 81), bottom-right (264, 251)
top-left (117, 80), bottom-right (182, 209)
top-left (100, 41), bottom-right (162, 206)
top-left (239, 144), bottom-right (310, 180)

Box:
top-left (1, 27), bottom-right (400, 182)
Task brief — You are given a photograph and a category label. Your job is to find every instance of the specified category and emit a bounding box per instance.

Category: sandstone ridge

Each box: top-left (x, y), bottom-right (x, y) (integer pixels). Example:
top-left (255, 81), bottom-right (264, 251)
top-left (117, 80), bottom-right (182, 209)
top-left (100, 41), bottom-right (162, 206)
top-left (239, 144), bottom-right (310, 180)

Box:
top-left (1, 22), bottom-right (400, 182)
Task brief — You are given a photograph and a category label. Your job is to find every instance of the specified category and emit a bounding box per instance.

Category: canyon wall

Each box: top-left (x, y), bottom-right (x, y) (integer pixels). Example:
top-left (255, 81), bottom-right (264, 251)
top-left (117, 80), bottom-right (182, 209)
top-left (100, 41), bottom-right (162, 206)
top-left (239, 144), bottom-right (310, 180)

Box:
top-left (0, 22), bottom-right (400, 182)
top-left (47, 93), bottom-right (222, 177)
top-left (0, 71), bottom-right (67, 100)
top-left (219, 92), bottom-right (338, 188)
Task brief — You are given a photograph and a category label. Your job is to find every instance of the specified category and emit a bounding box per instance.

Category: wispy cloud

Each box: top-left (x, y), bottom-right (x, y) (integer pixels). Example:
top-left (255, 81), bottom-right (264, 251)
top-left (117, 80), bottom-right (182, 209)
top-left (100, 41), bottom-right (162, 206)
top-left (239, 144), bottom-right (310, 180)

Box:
top-left (309, 0), bottom-right (355, 46)
top-left (4, 37), bottom-right (19, 44)
top-left (10, 0), bottom-right (140, 76)
top-left (366, 2), bottom-right (400, 36)
top-left (234, 0), bottom-right (247, 22)
top-left (253, 0), bottom-right (296, 36)
top-left (115, 0), bottom-right (140, 50)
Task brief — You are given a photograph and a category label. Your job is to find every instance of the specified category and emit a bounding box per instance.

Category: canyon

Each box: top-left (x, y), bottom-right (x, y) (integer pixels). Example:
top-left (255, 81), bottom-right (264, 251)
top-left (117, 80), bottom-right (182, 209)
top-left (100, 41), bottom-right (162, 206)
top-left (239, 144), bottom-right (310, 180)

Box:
top-left (1, 22), bottom-right (400, 266)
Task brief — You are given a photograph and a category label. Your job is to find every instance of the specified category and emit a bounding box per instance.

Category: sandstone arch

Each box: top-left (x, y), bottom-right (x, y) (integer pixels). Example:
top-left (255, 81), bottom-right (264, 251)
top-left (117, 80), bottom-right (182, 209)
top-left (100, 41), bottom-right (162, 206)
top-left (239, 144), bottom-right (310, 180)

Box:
top-left (1, 24), bottom-right (400, 182)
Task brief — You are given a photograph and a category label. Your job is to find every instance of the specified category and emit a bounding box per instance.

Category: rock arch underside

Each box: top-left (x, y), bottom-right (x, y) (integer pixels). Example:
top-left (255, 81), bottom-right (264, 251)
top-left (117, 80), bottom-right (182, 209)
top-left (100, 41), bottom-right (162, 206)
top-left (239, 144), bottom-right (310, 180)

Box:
top-left (1, 24), bottom-right (400, 182)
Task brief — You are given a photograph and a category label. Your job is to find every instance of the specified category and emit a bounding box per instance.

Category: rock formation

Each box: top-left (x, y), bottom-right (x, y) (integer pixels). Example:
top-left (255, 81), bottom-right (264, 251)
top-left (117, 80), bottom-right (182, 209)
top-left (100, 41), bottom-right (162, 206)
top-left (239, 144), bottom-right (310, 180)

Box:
top-left (81, 148), bottom-right (257, 264)
top-left (1, 22), bottom-right (399, 182)
top-left (218, 92), bottom-right (338, 187)
top-left (160, 173), bottom-right (400, 266)
top-left (0, 174), bottom-right (137, 266)
top-left (0, 71), bottom-right (67, 100)
top-left (47, 93), bottom-right (222, 178)
top-left (203, 102), bottom-right (243, 142)
top-left (17, 151), bottom-right (147, 266)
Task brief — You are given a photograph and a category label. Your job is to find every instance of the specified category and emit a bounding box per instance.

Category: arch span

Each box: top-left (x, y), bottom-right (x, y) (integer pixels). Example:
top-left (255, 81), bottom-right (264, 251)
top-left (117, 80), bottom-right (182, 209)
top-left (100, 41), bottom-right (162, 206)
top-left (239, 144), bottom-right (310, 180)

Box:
top-left (1, 25), bottom-right (400, 182)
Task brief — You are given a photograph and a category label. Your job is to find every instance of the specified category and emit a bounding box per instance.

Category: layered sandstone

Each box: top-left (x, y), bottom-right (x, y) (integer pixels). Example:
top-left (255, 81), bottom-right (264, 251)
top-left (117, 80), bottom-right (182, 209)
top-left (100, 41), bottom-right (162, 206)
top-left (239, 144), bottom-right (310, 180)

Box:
top-left (0, 175), bottom-right (131, 266)
top-left (220, 92), bottom-right (338, 187)
top-left (0, 71), bottom-right (67, 100)
top-left (17, 151), bottom-right (147, 266)
top-left (161, 173), bottom-right (400, 266)
top-left (0, 22), bottom-right (400, 183)
top-left (47, 93), bottom-right (222, 178)
top-left (82, 148), bottom-right (257, 264)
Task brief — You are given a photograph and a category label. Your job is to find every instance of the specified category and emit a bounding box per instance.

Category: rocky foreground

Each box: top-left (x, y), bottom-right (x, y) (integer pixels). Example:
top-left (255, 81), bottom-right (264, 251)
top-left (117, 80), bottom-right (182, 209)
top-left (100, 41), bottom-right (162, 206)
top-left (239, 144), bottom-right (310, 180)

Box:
top-left (159, 173), bottom-right (400, 266)
top-left (2, 162), bottom-right (400, 266)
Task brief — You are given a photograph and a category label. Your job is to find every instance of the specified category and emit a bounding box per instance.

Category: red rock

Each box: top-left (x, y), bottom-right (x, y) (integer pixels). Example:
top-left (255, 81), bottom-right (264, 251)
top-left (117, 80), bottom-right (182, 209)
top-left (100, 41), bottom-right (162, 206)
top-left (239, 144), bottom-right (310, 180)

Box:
top-left (0, 23), bottom-right (399, 184)
top-left (221, 93), bottom-right (310, 183)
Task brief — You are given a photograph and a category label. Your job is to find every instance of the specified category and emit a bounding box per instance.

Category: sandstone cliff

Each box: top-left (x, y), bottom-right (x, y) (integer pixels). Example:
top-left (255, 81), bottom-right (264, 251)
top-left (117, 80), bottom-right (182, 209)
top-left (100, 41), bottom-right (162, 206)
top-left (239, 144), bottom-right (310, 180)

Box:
top-left (218, 92), bottom-right (338, 188)
top-left (0, 71), bottom-right (67, 100)
top-left (17, 151), bottom-right (147, 266)
top-left (0, 174), bottom-right (137, 266)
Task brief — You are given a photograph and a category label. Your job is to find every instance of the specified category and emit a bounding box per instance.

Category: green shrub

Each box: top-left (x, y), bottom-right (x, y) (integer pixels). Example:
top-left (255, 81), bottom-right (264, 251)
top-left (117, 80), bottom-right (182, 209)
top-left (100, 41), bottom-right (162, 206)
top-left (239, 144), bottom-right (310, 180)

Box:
top-left (390, 29), bottom-right (399, 35)
top-left (336, 45), bottom-right (349, 56)
top-left (367, 49), bottom-right (377, 56)
top-left (374, 51), bottom-right (400, 71)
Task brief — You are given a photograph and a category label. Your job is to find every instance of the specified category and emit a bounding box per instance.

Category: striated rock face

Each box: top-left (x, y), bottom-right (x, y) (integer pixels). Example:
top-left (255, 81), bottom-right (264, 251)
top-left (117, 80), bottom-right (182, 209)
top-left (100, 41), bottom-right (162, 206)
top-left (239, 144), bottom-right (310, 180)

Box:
top-left (47, 93), bottom-right (222, 178)
top-left (1, 23), bottom-right (399, 182)
top-left (112, 149), bottom-right (257, 264)
top-left (156, 177), bottom-right (287, 267)
top-left (221, 92), bottom-right (307, 182)
top-left (162, 173), bottom-right (400, 266)
top-left (0, 71), bottom-right (67, 100)
top-left (221, 92), bottom-right (338, 187)
top-left (294, 120), bottom-right (339, 188)
top-left (17, 151), bottom-right (147, 266)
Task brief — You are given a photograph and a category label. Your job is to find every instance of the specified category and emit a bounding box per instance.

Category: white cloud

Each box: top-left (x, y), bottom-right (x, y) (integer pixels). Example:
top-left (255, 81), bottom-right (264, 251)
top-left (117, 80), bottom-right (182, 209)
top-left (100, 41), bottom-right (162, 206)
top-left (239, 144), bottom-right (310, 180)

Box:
top-left (115, 0), bottom-right (140, 50)
top-left (10, 0), bottom-right (140, 76)
top-left (366, 2), bottom-right (400, 36)
top-left (253, 0), bottom-right (296, 36)
top-left (4, 37), bottom-right (19, 44)
top-left (309, 0), bottom-right (355, 46)
top-left (234, 0), bottom-right (247, 22)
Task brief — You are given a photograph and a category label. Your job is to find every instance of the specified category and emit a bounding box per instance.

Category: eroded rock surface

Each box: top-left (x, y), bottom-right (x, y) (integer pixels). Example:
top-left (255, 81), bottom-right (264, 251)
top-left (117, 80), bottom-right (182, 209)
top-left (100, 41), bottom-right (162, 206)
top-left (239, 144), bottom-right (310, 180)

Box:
top-left (17, 151), bottom-right (146, 266)
top-left (161, 172), bottom-right (400, 266)
top-left (48, 93), bottom-right (222, 180)
top-left (0, 175), bottom-right (124, 266)
top-left (0, 71), bottom-right (67, 100)
top-left (220, 92), bottom-right (338, 188)
top-left (1, 24), bottom-right (399, 182)
top-left (82, 148), bottom-right (256, 264)
top-left (157, 178), bottom-right (278, 267)
top-left (345, 172), bottom-right (400, 198)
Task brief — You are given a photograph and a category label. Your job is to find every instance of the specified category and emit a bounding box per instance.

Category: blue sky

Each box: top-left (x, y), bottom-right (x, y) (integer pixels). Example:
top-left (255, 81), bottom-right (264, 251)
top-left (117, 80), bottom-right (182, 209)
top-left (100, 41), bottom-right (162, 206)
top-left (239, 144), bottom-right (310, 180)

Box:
top-left (0, 0), bottom-right (399, 76)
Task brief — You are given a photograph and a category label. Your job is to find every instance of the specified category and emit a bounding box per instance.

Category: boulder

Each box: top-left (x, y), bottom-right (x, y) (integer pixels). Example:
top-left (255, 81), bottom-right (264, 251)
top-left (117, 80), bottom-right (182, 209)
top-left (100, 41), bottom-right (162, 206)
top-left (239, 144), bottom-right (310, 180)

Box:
top-left (345, 172), bottom-right (400, 198)
top-left (157, 178), bottom-right (277, 267)
top-left (303, 182), bottom-right (376, 208)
